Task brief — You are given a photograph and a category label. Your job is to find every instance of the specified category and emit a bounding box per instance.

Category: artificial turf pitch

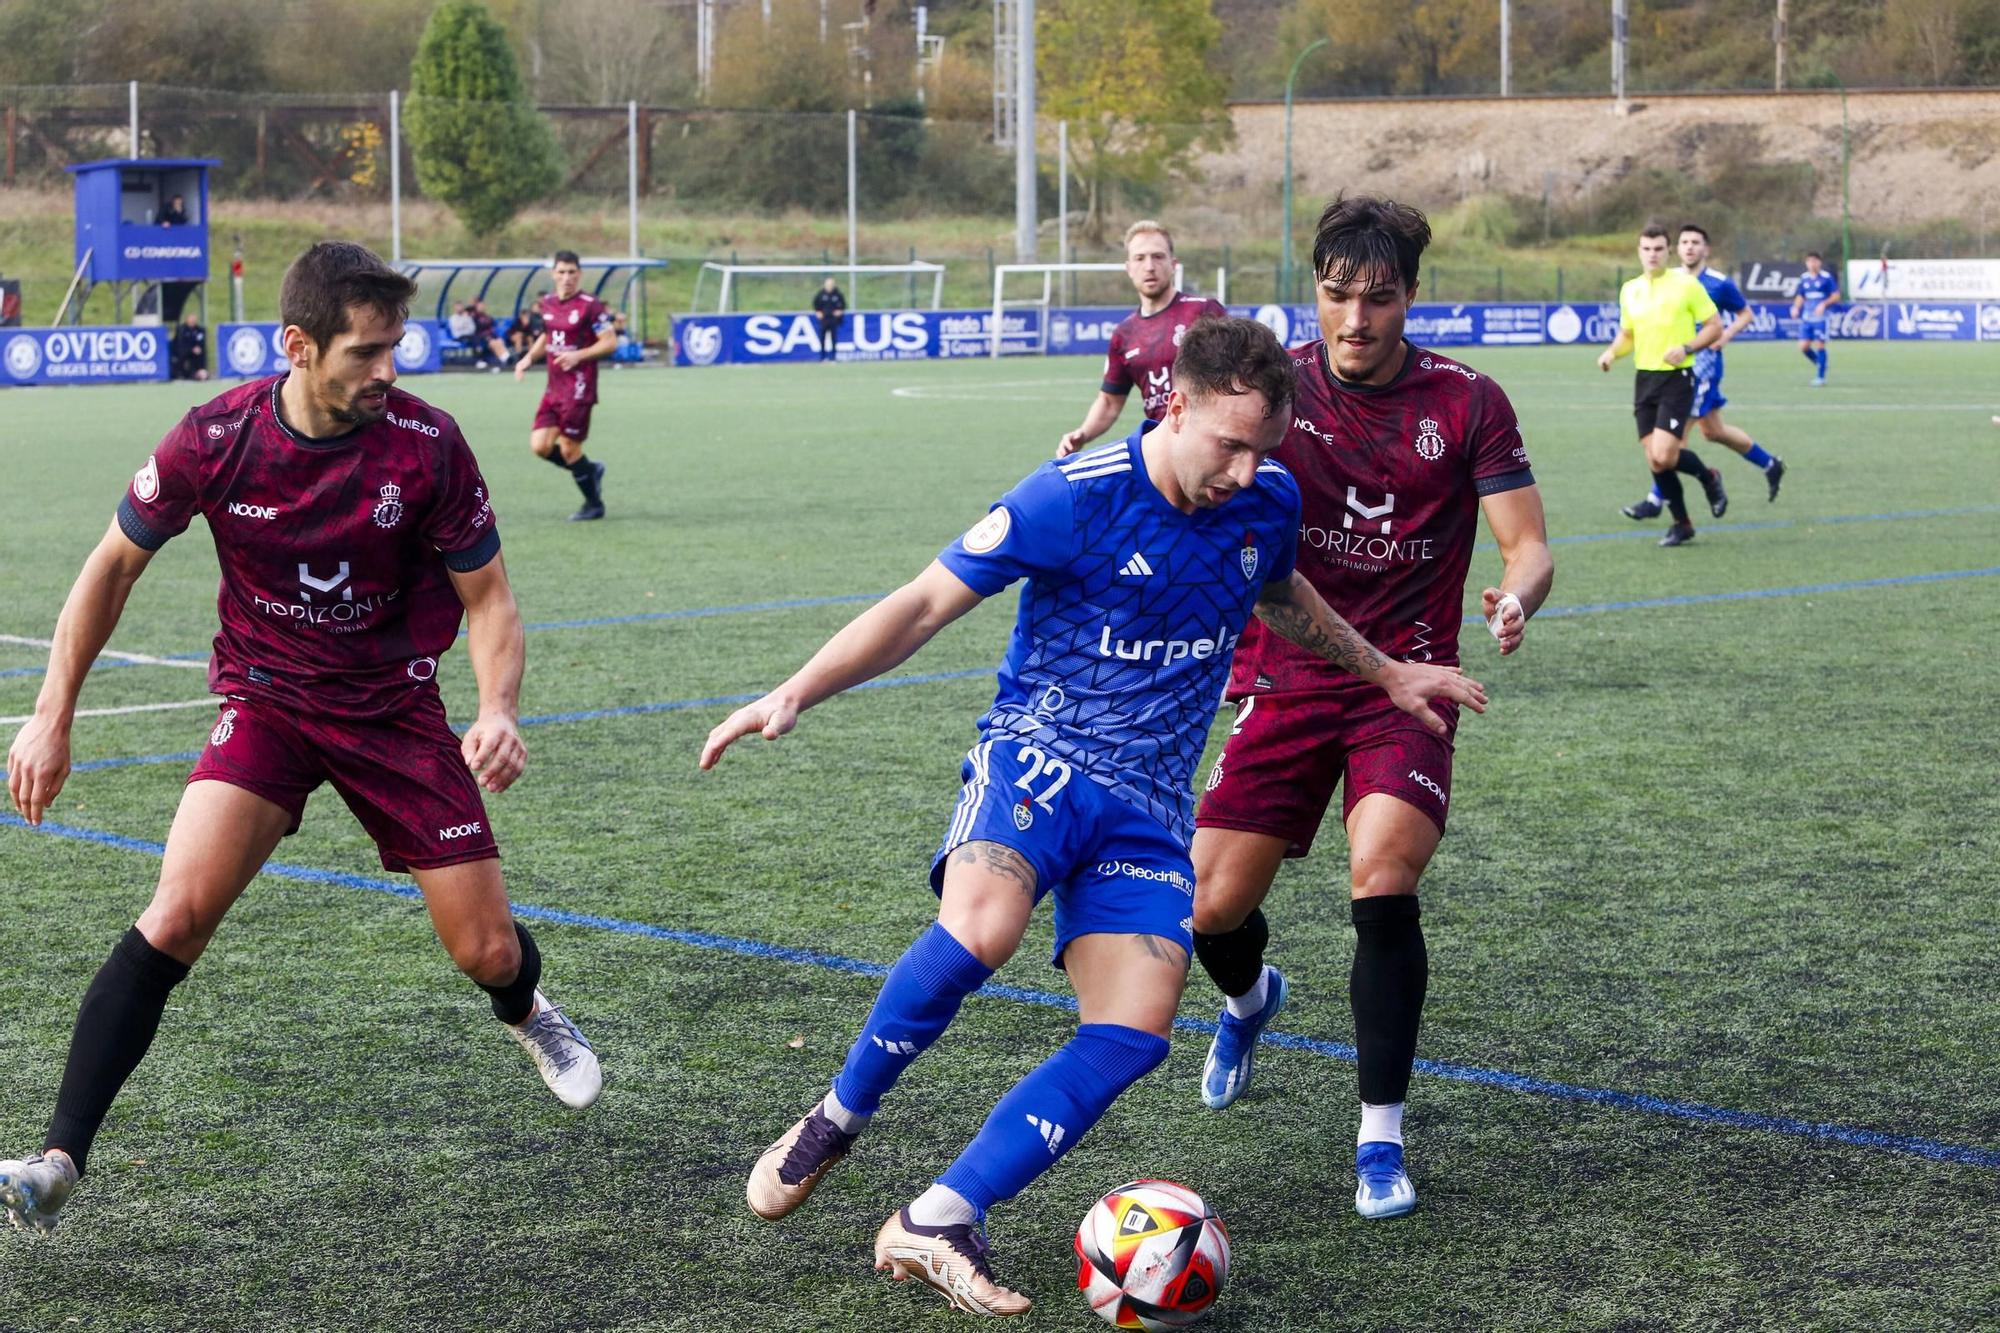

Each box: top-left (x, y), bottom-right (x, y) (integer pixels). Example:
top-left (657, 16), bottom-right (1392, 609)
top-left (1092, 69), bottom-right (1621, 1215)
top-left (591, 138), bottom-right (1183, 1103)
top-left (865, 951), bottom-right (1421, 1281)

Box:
top-left (0, 342), bottom-right (1995, 1331)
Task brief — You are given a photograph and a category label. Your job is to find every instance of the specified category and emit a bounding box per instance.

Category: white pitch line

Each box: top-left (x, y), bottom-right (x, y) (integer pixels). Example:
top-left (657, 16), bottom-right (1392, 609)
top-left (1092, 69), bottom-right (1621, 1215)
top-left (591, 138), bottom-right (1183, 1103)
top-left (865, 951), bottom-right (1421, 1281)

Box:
top-left (0, 699), bottom-right (216, 726)
top-left (0, 634), bottom-right (209, 670)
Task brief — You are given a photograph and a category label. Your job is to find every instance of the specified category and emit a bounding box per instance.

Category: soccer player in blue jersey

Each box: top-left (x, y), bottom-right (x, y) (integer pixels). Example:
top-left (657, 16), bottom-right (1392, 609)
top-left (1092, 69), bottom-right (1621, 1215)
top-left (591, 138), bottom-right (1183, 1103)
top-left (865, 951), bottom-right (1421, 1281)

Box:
top-left (702, 317), bottom-right (1485, 1318)
top-left (1792, 251), bottom-right (1840, 386)
top-left (1624, 224), bottom-right (1786, 519)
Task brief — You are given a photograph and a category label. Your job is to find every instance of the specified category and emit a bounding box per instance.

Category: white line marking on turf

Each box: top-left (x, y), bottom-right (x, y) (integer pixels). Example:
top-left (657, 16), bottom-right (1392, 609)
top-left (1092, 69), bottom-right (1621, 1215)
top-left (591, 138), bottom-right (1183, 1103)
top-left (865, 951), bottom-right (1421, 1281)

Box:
top-left (890, 377), bottom-right (1080, 400)
top-left (0, 699), bottom-right (215, 726)
top-left (0, 635), bottom-right (209, 669)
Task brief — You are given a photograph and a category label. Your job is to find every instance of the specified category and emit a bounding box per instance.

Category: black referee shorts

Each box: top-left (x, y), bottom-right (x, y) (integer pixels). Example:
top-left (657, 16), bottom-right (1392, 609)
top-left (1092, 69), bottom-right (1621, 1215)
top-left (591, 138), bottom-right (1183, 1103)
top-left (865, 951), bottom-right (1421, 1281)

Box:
top-left (1633, 368), bottom-right (1696, 439)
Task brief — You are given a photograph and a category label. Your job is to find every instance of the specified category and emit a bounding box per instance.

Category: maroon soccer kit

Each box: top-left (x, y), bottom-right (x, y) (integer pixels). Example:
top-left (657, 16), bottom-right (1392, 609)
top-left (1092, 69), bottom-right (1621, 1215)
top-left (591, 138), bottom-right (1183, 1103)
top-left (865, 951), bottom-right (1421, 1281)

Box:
top-left (1102, 292), bottom-right (1229, 420)
top-left (118, 375), bottom-right (505, 871)
top-left (534, 291), bottom-right (615, 441)
top-left (1198, 341), bottom-right (1536, 849)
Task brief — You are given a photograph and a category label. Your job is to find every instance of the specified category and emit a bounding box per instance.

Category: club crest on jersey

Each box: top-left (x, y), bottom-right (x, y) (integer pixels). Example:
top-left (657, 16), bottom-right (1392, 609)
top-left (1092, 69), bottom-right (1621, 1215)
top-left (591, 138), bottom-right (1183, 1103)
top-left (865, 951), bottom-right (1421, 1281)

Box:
top-left (1415, 417), bottom-right (1446, 461)
top-left (1238, 532), bottom-right (1259, 581)
top-left (1012, 799), bottom-right (1034, 831)
top-left (1172, 322), bottom-right (1188, 347)
top-left (962, 506), bottom-right (1012, 555)
top-left (134, 455), bottom-right (160, 502)
top-left (210, 707), bottom-right (238, 747)
top-left (372, 483), bottom-right (404, 529)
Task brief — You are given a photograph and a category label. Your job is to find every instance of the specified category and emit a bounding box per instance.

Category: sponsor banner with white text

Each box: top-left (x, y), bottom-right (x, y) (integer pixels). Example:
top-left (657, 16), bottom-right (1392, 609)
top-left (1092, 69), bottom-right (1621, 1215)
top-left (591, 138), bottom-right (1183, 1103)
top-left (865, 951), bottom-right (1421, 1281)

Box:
top-left (673, 308), bottom-right (1043, 365)
top-left (1, 325), bottom-right (168, 387)
top-left (1848, 259), bottom-right (2000, 302)
top-left (217, 320), bottom-right (445, 377)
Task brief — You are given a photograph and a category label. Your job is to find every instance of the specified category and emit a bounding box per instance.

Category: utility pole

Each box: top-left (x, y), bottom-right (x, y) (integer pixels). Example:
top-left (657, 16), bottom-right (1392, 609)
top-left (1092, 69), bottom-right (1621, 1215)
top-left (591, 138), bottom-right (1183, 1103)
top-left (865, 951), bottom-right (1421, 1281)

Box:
top-left (1014, 0), bottom-right (1036, 261)
top-left (1611, 0), bottom-right (1629, 114)
top-left (1774, 0), bottom-right (1788, 92)
top-left (1500, 0), bottom-right (1511, 97)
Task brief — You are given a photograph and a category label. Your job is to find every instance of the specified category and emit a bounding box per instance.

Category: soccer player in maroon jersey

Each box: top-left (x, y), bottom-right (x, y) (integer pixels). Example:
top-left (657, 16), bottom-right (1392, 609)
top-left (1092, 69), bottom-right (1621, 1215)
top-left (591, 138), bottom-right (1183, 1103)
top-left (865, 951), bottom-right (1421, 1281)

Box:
top-left (1188, 197), bottom-right (1554, 1221)
top-left (0, 243), bottom-right (600, 1234)
top-left (1056, 220), bottom-right (1227, 457)
top-left (514, 249), bottom-right (619, 521)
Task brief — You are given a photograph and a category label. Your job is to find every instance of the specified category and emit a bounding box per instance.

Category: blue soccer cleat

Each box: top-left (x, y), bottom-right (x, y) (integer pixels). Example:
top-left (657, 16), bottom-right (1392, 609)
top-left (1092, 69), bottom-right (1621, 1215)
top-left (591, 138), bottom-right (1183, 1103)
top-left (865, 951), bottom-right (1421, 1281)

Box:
top-left (1200, 966), bottom-right (1288, 1110)
top-left (1354, 1141), bottom-right (1417, 1219)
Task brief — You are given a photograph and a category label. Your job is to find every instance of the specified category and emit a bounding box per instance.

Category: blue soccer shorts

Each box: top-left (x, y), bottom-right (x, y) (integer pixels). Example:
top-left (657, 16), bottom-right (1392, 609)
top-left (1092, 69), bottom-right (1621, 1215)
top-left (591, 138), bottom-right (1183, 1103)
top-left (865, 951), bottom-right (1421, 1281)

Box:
top-left (1798, 317), bottom-right (1829, 343)
top-left (929, 737), bottom-right (1195, 968)
top-left (1691, 347), bottom-right (1727, 418)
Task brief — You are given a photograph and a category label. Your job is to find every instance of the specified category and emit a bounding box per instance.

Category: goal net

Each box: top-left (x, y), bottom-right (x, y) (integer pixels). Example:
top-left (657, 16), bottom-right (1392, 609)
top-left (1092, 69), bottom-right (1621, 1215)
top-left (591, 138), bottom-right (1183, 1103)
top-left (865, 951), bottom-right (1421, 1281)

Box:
top-left (692, 262), bottom-right (948, 314)
top-left (988, 262), bottom-right (1193, 356)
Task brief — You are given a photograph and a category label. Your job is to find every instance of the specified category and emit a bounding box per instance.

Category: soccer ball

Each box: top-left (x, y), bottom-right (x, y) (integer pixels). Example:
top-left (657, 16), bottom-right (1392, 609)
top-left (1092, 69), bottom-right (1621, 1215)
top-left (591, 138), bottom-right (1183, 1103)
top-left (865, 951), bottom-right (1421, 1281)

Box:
top-left (1074, 1178), bottom-right (1229, 1329)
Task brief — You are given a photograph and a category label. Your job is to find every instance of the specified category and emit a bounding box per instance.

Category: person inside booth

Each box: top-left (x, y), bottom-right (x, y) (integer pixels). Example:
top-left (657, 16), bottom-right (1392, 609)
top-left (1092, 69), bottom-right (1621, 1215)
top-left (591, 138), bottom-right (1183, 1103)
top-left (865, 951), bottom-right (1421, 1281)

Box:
top-left (158, 194), bottom-right (190, 228)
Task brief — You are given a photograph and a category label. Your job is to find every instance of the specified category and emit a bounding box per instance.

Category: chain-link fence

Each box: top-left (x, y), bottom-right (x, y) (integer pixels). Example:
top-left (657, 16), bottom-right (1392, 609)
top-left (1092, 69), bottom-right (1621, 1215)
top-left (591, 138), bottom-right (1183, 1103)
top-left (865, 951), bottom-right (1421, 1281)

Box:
top-left (4, 82), bottom-right (1996, 332)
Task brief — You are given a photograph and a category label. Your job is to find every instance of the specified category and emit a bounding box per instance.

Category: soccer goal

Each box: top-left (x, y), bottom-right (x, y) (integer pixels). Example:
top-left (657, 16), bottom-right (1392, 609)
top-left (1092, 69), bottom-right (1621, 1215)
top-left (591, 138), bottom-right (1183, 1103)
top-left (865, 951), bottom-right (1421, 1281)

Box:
top-left (988, 262), bottom-right (1188, 357)
top-left (692, 261), bottom-right (948, 314)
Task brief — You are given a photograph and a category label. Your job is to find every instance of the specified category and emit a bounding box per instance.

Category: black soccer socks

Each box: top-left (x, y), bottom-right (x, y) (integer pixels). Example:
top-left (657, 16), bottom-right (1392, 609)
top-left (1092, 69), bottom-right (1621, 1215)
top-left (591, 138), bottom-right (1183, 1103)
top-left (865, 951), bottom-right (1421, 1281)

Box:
top-left (1674, 449), bottom-right (1709, 478)
top-left (567, 455), bottom-right (600, 503)
top-left (1350, 895), bottom-right (1428, 1107)
top-left (479, 920), bottom-right (542, 1025)
top-left (45, 927), bottom-right (191, 1175)
top-left (1652, 467), bottom-right (1690, 524)
top-left (1193, 907), bottom-right (1270, 999)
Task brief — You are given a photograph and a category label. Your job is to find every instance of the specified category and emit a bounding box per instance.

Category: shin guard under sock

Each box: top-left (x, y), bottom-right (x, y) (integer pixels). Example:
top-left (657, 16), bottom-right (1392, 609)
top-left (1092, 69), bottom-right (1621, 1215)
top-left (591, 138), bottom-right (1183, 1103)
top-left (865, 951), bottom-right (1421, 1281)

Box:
top-left (1652, 468), bottom-right (1690, 523)
top-left (1192, 907), bottom-right (1269, 999)
top-left (831, 923), bottom-right (992, 1117)
top-left (1350, 895), bottom-right (1428, 1107)
top-left (45, 927), bottom-right (192, 1175)
top-left (935, 1024), bottom-right (1170, 1216)
top-left (478, 921), bottom-right (541, 1025)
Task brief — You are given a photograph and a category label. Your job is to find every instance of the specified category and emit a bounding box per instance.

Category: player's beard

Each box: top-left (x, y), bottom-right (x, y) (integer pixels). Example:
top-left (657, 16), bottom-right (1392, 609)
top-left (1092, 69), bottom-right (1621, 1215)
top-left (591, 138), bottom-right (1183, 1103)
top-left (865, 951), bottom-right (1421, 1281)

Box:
top-left (329, 380), bottom-right (392, 427)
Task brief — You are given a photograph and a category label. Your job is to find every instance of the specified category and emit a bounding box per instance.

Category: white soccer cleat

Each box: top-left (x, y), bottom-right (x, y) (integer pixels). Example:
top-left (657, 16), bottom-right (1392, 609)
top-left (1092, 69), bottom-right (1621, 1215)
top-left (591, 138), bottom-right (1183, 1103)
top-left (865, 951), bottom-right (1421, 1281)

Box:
top-left (507, 989), bottom-right (602, 1109)
top-left (0, 1152), bottom-right (78, 1233)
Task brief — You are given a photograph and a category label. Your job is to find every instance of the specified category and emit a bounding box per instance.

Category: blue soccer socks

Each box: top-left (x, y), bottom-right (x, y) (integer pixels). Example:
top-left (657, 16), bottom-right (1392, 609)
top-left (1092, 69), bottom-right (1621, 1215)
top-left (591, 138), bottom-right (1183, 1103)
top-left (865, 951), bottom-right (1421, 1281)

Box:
top-left (831, 923), bottom-right (993, 1117)
top-left (935, 1024), bottom-right (1170, 1217)
top-left (1743, 443), bottom-right (1775, 470)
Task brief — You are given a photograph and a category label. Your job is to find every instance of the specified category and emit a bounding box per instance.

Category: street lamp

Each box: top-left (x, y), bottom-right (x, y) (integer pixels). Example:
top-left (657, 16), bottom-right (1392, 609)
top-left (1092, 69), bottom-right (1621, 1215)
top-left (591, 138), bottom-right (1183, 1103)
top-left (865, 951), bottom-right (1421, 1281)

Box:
top-left (1828, 71), bottom-right (1853, 291)
top-left (1281, 36), bottom-right (1331, 304)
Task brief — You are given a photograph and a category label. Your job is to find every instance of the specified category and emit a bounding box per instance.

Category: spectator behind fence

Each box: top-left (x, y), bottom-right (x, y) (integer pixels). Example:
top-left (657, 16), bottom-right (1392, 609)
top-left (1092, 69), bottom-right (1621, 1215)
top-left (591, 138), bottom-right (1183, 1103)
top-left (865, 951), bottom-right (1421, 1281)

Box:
top-left (469, 297), bottom-right (511, 370)
top-left (169, 310), bottom-right (207, 381)
top-left (812, 277), bottom-right (846, 362)
top-left (508, 299), bottom-right (546, 361)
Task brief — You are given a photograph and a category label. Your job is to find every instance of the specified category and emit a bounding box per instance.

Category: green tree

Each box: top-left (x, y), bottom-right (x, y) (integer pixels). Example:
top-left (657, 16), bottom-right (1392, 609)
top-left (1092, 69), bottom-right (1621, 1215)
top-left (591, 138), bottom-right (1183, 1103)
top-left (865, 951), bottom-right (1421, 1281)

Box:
top-left (1038, 0), bottom-right (1232, 243)
top-left (404, 0), bottom-right (561, 241)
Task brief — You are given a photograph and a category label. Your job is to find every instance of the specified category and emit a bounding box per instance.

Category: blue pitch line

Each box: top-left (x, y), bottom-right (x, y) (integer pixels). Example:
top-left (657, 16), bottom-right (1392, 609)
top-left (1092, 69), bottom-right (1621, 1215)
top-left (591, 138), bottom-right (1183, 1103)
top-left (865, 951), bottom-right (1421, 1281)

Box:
top-left (1, 809), bottom-right (1995, 1171)
top-left (26, 565), bottom-right (2000, 783)
top-left (9, 505), bottom-right (1994, 678)
top-left (1470, 501), bottom-right (2000, 554)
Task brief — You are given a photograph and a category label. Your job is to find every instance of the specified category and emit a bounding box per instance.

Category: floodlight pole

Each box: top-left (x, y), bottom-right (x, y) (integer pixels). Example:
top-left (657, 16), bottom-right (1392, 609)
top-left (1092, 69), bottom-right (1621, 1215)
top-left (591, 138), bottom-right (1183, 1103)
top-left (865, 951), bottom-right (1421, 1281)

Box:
top-left (1014, 0), bottom-right (1037, 262)
top-left (1774, 0), bottom-right (1788, 91)
top-left (1058, 120), bottom-right (1069, 301)
top-left (1611, 0), bottom-right (1629, 114)
top-left (1500, 0), bottom-right (1511, 96)
top-left (389, 91), bottom-right (402, 265)
top-left (627, 100), bottom-right (640, 259)
top-left (1282, 37), bottom-right (1331, 305)
top-left (1837, 77), bottom-right (1852, 292)
top-left (847, 108), bottom-right (859, 297)
top-left (128, 81), bottom-right (138, 157)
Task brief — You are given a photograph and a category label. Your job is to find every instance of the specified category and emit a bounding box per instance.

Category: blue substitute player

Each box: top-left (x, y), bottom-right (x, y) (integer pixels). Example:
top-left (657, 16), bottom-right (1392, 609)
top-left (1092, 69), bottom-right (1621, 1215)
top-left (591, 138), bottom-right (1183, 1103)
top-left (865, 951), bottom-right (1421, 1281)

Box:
top-left (1792, 251), bottom-right (1840, 386)
top-left (1625, 223), bottom-right (1786, 519)
top-left (703, 318), bottom-right (1484, 1319)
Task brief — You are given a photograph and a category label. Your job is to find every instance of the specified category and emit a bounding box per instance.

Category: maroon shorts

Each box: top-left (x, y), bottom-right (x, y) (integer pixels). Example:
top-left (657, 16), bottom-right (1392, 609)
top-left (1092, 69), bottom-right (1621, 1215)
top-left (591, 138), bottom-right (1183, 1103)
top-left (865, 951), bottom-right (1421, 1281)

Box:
top-left (186, 692), bottom-right (498, 873)
top-left (1196, 688), bottom-right (1457, 855)
top-left (533, 392), bottom-right (594, 443)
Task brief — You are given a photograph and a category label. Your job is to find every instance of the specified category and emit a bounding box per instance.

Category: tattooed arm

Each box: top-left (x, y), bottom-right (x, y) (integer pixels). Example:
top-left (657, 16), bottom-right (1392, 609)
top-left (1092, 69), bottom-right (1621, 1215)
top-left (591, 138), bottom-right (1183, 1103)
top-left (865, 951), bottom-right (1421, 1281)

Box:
top-left (1253, 571), bottom-right (1488, 738)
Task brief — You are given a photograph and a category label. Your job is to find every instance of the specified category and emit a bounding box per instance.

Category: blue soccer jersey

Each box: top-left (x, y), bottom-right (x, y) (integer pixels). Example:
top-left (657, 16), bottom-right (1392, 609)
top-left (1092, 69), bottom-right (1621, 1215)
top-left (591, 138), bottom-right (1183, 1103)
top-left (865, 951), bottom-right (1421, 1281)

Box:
top-left (1795, 270), bottom-right (1840, 308)
top-left (1691, 267), bottom-right (1747, 416)
top-left (936, 422), bottom-right (1301, 844)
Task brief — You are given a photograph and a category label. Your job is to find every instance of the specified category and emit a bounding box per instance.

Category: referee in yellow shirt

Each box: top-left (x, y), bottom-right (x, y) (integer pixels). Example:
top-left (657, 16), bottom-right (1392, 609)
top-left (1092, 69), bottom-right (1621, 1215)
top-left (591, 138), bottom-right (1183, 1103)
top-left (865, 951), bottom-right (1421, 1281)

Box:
top-left (1598, 225), bottom-right (1728, 547)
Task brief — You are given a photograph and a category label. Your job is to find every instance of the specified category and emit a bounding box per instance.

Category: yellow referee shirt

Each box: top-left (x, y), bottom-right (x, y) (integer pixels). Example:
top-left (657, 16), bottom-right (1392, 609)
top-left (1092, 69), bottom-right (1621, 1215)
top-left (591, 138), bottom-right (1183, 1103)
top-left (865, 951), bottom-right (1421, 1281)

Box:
top-left (1618, 269), bottom-right (1719, 371)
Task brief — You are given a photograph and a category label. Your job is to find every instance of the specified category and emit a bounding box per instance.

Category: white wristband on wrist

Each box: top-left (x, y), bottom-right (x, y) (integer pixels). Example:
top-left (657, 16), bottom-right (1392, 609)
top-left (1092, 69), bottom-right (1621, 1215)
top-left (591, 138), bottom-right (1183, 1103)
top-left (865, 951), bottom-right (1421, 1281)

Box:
top-left (1488, 592), bottom-right (1522, 639)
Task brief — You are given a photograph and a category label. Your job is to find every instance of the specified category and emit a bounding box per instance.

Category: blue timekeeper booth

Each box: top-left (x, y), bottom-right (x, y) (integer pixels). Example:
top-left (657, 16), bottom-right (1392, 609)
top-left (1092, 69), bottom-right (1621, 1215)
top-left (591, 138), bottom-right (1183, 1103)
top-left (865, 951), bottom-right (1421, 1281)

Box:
top-left (68, 157), bottom-right (218, 312)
